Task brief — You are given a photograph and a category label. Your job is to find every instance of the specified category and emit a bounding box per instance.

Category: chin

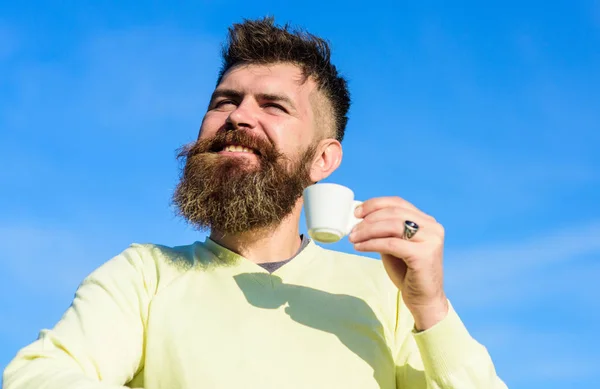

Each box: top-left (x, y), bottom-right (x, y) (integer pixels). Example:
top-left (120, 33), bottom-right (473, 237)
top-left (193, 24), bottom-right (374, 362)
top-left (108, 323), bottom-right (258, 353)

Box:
top-left (217, 158), bottom-right (261, 174)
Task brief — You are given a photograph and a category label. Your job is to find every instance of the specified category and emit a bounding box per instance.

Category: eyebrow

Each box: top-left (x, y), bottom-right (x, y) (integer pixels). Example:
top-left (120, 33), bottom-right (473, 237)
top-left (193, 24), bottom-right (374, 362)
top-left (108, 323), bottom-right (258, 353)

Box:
top-left (210, 88), bottom-right (242, 103)
top-left (210, 88), bottom-right (296, 111)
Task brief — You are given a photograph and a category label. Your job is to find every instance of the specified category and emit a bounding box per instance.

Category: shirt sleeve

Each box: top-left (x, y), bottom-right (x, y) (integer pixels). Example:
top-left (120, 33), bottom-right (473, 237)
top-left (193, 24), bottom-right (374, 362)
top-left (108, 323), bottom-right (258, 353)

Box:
top-left (394, 298), bottom-right (509, 389)
top-left (2, 245), bottom-right (155, 389)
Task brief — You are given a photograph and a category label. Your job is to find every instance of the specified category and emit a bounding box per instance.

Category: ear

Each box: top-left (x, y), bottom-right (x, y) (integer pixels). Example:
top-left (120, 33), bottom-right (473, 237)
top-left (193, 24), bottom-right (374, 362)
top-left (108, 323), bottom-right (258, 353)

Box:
top-left (309, 139), bottom-right (343, 182)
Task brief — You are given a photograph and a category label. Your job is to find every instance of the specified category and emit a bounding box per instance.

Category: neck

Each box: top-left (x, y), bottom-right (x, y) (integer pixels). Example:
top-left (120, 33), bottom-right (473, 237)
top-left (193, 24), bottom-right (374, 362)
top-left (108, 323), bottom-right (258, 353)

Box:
top-left (209, 201), bottom-right (304, 264)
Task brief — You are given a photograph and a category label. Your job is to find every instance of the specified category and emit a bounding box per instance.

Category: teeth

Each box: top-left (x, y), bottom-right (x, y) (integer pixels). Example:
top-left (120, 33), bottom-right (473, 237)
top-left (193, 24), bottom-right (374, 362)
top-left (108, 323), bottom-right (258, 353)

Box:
top-left (224, 145), bottom-right (254, 153)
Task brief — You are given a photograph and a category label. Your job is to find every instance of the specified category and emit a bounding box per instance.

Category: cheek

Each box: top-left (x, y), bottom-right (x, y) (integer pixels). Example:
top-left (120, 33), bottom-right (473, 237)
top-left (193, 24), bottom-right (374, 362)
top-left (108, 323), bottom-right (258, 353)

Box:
top-left (198, 113), bottom-right (227, 139)
top-left (263, 118), bottom-right (306, 154)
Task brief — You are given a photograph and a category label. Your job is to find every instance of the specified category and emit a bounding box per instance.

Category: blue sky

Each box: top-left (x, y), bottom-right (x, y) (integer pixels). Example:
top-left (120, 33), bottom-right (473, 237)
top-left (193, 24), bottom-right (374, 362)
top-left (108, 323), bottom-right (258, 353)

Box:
top-left (1, 1), bottom-right (599, 387)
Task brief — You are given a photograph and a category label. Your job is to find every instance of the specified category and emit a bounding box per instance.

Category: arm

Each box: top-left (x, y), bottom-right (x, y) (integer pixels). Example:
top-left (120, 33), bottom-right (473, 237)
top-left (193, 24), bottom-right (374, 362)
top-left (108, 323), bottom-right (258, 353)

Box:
top-left (3, 245), bottom-right (155, 389)
top-left (394, 298), bottom-right (508, 389)
top-left (350, 198), bottom-right (508, 388)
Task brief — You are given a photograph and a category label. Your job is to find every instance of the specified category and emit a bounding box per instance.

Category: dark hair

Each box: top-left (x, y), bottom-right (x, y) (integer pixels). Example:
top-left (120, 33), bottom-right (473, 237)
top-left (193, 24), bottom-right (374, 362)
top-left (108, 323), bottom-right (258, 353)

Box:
top-left (217, 17), bottom-right (351, 142)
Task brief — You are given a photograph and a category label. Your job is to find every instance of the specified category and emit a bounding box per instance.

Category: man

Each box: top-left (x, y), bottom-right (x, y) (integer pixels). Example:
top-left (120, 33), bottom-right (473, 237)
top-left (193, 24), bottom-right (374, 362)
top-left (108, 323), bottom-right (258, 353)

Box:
top-left (3, 18), bottom-right (507, 389)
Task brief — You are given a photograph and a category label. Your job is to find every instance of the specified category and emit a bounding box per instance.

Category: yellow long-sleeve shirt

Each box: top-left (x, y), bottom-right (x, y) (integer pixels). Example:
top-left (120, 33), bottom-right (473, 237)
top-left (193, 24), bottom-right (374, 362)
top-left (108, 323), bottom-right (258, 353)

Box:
top-left (3, 239), bottom-right (507, 388)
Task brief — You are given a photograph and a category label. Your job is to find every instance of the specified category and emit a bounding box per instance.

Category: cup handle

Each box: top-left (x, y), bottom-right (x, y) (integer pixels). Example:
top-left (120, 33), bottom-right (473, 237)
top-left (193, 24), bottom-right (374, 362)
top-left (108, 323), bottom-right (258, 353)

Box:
top-left (346, 200), bottom-right (363, 235)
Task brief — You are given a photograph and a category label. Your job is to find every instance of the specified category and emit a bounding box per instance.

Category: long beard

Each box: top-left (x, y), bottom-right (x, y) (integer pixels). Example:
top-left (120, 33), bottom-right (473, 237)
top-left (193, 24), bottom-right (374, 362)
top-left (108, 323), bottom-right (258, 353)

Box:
top-left (172, 130), bottom-right (315, 234)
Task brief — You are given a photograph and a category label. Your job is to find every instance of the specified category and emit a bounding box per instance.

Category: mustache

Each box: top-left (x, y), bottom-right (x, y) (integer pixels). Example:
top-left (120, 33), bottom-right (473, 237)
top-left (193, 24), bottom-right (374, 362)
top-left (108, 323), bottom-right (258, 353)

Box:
top-left (177, 130), bottom-right (283, 162)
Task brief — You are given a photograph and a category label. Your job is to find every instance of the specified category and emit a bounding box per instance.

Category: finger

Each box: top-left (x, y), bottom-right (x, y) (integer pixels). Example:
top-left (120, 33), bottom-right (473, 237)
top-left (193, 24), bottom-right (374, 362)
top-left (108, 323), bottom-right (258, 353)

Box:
top-left (355, 196), bottom-right (418, 218)
top-left (350, 219), bottom-right (440, 244)
top-left (354, 237), bottom-right (419, 261)
top-left (353, 207), bottom-right (443, 239)
top-left (360, 207), bottom-right (438, 229)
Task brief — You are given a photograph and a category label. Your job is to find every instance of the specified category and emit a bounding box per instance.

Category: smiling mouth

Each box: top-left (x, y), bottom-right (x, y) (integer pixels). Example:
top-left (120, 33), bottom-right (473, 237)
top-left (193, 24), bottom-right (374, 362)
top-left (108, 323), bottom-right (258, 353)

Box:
top-left (219, 144), bottom-right (261, 156)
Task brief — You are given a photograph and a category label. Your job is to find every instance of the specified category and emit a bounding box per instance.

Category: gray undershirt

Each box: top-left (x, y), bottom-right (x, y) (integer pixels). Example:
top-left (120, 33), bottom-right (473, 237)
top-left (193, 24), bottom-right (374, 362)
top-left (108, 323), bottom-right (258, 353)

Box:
top-left (257, 235), bottom-right (311, 273)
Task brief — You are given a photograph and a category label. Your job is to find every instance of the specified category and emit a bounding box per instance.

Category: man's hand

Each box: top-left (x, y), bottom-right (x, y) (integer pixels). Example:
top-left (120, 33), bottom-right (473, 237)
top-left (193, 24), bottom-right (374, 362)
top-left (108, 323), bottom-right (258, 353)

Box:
top-left (349, 196), bottom-right (449, 331)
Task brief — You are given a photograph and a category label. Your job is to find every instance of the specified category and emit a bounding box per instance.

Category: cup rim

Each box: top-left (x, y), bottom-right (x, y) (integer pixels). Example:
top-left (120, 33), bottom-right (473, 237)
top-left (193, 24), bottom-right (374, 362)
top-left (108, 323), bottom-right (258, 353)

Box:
top-left (303, 183), bottom-right (354, 196)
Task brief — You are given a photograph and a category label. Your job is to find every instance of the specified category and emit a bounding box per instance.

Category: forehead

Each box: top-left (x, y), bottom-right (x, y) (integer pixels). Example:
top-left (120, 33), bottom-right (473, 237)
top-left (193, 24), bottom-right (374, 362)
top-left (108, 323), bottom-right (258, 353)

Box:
top-left (218, 63), bottom-right (317, 98)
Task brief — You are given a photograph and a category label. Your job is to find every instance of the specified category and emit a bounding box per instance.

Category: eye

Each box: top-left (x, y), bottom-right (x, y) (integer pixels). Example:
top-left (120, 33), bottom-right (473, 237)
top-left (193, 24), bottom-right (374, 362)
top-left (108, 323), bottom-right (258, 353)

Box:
top-left (213, 100), bottom-right (236, 110)
top-left (263, 103), bottom-right (288, 113)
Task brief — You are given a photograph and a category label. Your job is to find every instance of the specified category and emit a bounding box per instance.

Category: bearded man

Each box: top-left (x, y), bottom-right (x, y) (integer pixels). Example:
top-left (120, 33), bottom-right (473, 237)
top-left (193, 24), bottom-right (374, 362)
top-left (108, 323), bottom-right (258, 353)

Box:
top-left (3, 18), bottom-right (507, 389)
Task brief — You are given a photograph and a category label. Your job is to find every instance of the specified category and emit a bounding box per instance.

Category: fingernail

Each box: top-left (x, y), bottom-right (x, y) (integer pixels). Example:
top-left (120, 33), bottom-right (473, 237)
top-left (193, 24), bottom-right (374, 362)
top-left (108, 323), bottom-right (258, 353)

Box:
top-left (354, 205), bottom-right (362, 216)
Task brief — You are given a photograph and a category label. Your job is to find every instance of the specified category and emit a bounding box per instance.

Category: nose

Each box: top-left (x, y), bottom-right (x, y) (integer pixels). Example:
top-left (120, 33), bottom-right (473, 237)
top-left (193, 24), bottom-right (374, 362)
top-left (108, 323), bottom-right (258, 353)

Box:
top-left (226, 100), bottom-right (258, 130)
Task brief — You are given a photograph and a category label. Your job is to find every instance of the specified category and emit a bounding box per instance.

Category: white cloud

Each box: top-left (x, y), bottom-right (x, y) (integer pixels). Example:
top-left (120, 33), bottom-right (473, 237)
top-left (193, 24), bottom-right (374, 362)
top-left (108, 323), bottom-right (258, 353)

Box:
top-left (445, 220), bottom-right (600, 308)
top-left (449, 220), bottom-right (600, 276)
top-left (443, 220), bottom-right (600, 385)
top-left (473, 324), bottom-right (600, 385)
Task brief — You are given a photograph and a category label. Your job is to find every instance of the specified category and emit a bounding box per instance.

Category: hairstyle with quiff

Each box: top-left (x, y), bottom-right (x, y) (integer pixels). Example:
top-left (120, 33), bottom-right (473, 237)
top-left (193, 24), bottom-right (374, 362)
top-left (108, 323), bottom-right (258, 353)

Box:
top-left (216, 17), bottom-right (351, 142)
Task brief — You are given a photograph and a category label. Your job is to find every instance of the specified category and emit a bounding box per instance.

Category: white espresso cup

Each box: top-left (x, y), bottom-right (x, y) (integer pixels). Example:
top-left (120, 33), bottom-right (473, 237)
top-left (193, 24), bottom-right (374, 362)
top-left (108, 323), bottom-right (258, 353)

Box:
top-left (303, 183), bottom-right (362, 244)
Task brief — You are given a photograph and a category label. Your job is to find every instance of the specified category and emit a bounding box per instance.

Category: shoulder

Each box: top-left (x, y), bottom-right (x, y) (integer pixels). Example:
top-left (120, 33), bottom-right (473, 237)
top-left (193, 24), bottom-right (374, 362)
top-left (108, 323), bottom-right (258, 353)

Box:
top-left (85, 241), bottom-right (202, 295)
top-left (131, 242), bottom-right (198, 268)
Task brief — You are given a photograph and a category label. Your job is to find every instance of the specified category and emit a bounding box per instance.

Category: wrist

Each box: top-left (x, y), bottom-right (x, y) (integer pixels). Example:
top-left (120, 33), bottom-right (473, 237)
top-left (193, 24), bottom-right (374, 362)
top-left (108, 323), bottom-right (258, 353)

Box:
top-left (408, 297), bottom-right (449, 331)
